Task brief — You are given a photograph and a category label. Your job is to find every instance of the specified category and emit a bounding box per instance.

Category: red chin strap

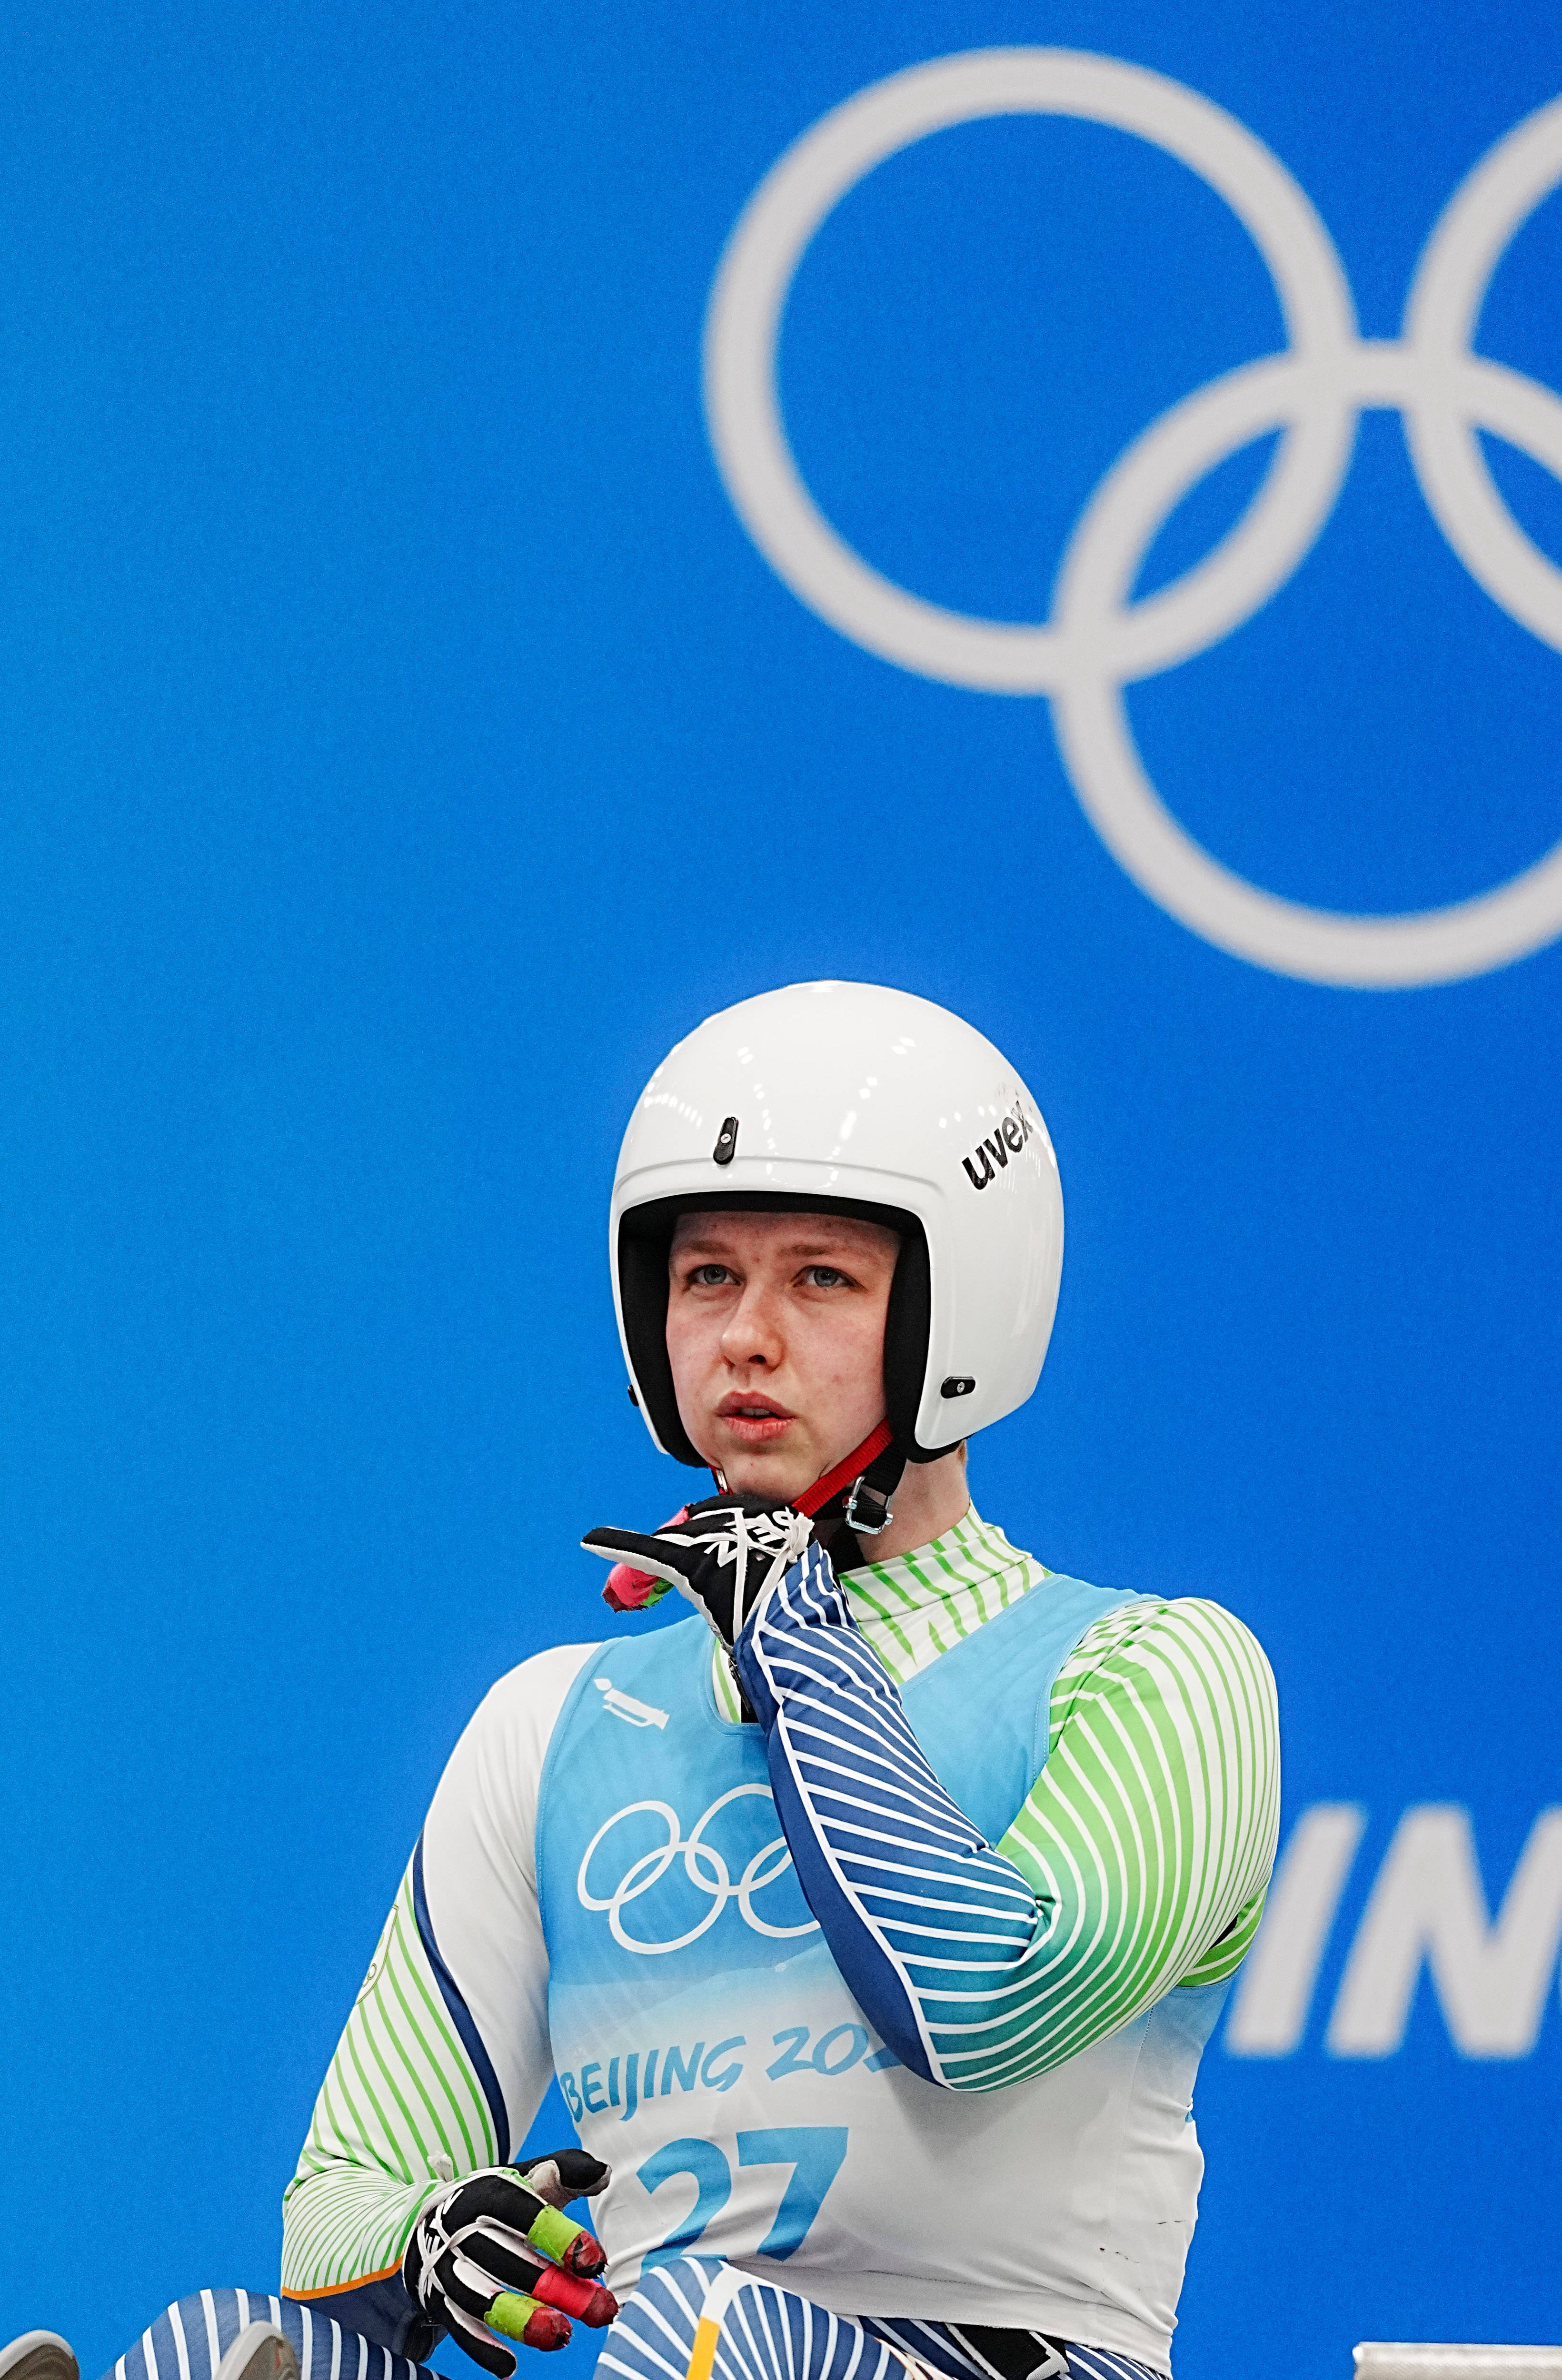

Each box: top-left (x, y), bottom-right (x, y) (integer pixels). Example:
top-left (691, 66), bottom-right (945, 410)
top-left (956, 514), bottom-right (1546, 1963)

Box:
top-left (605, 1422), bottom-right (901, 1614)
top-left (790, 1418), bottom-right (895, 1519)
top-left (707, 1418), bottom-right (896, 1524)
top-left (709, 1418), bottom-right (890, 1514)
top-left (605, 1419), bottom-right (904, 1611)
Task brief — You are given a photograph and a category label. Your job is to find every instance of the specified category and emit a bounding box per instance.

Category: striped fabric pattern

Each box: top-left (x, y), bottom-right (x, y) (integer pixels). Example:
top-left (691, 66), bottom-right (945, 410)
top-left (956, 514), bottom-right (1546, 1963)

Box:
top-left (721, 1509), bottom-right (1274, 1998)
top-left (281, 1861), bottom-right (497, 2298)
top-left (711, 1509), bottom-right (1049, 1716)
top-left (105, 2288), bottom-right (436, 2380)
top-left (1037, 1595), bottom-right (1275, 1994)
top-left (282, 1506), bottom-right (1274, 2292)
top-left (600, 2254), bottom-right (1169, 2380)
top-left (737, 1537), bottom-right (1278, 2090)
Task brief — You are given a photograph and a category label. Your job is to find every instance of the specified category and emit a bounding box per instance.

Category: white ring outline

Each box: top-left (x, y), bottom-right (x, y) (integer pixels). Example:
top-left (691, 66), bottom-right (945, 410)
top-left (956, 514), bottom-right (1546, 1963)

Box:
top-left (577, 1786), bottom-right (820, 1956)
top-left (703, 52), bottom-right (1562, 987)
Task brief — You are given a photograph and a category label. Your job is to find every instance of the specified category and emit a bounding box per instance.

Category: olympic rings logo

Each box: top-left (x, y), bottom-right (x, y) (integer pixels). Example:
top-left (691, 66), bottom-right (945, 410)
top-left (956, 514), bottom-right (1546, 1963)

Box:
top-left (704, 50), bottom-right (1562, 988)
top-left (576, 1785), bottom-right (821, 1956)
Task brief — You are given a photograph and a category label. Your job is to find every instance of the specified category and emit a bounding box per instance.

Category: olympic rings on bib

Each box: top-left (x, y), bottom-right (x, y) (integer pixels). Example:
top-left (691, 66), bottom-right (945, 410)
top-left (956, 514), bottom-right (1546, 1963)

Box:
top-left (704, 50), bottom-right (1562, 988)
top-left (577, 1787), bottom-right (821, 1956)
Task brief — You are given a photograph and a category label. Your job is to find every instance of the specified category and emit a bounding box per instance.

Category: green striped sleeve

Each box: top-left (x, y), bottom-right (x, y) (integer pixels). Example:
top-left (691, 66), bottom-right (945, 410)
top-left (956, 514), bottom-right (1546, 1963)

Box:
top-left (977, 1596), bottom-right (1279, 2081)
top-left (281, 1860), bottom-right (497, 2298)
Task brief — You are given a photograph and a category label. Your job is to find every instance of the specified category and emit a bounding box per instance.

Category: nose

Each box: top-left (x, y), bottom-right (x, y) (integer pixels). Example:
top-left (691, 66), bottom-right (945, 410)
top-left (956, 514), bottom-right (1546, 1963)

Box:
top-left (719, 1276), bottom-right (785, 1373)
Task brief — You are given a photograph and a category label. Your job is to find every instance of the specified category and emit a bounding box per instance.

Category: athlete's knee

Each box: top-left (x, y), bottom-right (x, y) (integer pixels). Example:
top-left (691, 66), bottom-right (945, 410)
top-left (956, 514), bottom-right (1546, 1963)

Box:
top-left (611, 2264), bottom-right (886, 2380)
top-left (642, 2254), bottom-right (728, 2295)
top-left (102, 2291), bottom-right (227, 2380)
top-left (99, 2290), bottom-right (312, 2380)
top-left (623, 2255), bottom-right (728, 2311)
top-left (602, 2257), bottom-right (728, 2365)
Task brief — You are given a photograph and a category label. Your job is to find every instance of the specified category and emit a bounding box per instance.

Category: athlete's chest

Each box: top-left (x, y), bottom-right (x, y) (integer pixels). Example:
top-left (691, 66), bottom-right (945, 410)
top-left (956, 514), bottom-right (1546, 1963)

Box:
top-left (534, 1580), bottom-right (1127, 2001)
top-left (530, 1592), bottom-right (1179, 2320)
top-left (539, 1627), bottom-right (816, 1993)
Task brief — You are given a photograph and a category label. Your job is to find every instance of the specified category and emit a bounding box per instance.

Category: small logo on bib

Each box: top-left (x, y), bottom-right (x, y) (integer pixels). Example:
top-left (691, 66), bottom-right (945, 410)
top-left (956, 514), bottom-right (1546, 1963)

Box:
top-left (593, 1676), bottom-right (669, 1729)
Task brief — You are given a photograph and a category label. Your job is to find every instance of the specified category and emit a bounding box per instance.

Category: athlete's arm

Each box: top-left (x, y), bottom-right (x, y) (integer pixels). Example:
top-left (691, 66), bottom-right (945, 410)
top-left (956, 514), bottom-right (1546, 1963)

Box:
top-left (736, 1544), bottom-right (1279, 2090)
top-left (280, 1642), bottom-right (599, 2318)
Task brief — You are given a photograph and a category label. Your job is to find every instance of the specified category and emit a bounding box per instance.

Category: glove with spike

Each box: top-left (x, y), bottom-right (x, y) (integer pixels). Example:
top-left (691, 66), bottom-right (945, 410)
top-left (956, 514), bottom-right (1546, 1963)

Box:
top-left (583, 1494), bottom-right (816, 1648)
top-left (402, 2152), bottom-right (617, 2370)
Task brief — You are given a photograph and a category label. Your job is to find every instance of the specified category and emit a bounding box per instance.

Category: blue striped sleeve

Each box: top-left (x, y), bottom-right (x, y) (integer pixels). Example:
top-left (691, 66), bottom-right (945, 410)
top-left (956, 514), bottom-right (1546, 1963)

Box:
top-left (736, 1542), bottom-right (1039, 2089)
top-left (736, 1542), bottom-right (1280, 2092)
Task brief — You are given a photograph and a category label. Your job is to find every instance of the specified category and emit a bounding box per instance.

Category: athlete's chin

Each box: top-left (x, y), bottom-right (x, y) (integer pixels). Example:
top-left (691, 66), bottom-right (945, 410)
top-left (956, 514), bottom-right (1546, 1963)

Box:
top-left (712, 1442), bottom-right (817, 1501)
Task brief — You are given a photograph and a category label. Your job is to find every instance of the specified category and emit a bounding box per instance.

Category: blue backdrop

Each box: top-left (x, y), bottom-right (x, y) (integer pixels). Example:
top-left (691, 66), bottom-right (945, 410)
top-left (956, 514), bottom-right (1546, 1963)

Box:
top-left (2, 5), bottom-right (1559, 2377)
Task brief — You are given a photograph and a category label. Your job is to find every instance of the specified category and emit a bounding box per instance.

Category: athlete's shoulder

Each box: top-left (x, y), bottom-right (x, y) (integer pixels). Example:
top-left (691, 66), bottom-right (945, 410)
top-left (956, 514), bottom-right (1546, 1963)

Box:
top-left (478, 1638), bottom-right (605, 1713)
top-left (1139, 1587), bottom-right (1271, 1639)
top-left (1051, 1588), bottom-right (1277, 1742)
top-left (425, 1641), bottom-right (604, 1898)
top-left (1151, 1592), bottom-right (1276, 1680)
top-left (460, 1639), bottom-right (604, 1764)
top-left (1065, 1584), bottom-right (1272, 1660)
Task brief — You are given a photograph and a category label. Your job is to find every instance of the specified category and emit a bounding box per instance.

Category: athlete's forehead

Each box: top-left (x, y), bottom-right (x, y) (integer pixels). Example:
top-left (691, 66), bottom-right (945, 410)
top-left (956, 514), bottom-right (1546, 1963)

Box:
top-left (668, 1209), bottom-right (899, 1266)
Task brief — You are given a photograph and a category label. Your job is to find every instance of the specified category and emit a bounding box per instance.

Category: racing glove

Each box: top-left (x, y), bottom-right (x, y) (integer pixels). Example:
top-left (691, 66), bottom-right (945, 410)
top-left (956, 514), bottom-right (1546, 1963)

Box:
top-left (402, 2152), bottom-right (617, 2370)
top-left (582, 1494), bottom-right (815, 1647)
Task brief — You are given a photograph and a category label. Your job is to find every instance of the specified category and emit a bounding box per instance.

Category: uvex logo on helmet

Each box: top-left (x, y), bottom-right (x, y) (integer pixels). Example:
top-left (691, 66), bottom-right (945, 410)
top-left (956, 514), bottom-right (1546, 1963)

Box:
top-left (961, 1097), bottom-right (1037, 1190)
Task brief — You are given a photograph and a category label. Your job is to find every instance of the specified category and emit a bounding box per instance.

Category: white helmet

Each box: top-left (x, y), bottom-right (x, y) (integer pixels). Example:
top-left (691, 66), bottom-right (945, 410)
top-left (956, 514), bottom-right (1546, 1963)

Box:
top-left (610, 981), bottom-right (1064, 1469)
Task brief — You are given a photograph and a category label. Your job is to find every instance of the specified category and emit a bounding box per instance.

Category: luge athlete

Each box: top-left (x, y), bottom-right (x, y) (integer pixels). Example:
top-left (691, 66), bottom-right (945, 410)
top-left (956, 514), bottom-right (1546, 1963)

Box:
top-left (11, 982), bottom-right (1279, 2380)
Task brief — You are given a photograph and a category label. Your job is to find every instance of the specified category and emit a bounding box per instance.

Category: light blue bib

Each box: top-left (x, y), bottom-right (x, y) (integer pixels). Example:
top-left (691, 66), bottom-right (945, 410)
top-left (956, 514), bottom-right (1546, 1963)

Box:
top-left (534, 1574), bottom-right (1140, 2284)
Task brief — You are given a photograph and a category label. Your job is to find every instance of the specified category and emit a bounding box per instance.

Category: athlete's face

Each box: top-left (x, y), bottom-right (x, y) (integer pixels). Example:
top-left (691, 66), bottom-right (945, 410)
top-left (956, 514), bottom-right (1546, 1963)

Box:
top-left (665, 1209), bottom-right (899, 1498)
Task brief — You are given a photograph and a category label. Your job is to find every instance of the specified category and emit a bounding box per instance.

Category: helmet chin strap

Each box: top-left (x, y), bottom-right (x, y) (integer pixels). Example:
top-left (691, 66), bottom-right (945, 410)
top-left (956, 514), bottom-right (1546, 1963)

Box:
top-left (792, 1418), bottom-right (897, 1526)
top-left (601, 1428), bottom-right (908, 1625)
top-left (710, 1416), bottom-right (905, 1573)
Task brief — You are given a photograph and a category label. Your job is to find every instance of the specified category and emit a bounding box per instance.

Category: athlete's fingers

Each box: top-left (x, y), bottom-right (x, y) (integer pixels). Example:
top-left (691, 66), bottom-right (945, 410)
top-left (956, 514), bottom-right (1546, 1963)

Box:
top-left (585, 1518), bottom-right (687, 1612)
top-left (527, 2267), bottom-right (618, 2326)
top-left (600, 1563), bottom-right (673, 1613)
top-left (433, 2255), bottom-right (558, 2366)
top-left (581, 1528), bottom-right (694, 1586)
top-left (441, 2297), bottom-right (521, 2377)
top-left (544, 2215), bottom-right (604, 2278)
top-left (451, 2221), bottom-right (549, 2296)
top-left (438, 2171), bottom-right (607, 2275)
top-left (486, 2295), bottom-right (571, 2353)
top-left (587, 1498), bottom-right (814, 1645)
top-left (450, 2220), bottom-right (616, 2322)
top-left (433, 2242), bottom-right (511, 2327)
top-left (516, 2150), bottom-right (611, 2207)
top-left (435, 2245), bottom-right (577, 2356)
top-left (404, 2163), bottom-right (603, 2363)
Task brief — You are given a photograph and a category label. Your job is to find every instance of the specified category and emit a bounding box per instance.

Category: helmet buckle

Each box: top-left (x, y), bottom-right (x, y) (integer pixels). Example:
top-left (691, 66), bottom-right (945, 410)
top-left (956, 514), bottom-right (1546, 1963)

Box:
top-left (844, 1473), bottom-right (895, 1535)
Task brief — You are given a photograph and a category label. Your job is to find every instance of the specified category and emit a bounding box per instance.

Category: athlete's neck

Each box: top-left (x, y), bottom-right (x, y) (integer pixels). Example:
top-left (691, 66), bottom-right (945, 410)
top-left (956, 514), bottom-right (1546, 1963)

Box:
top-left (856, 1443), bottom-right (969, 1563)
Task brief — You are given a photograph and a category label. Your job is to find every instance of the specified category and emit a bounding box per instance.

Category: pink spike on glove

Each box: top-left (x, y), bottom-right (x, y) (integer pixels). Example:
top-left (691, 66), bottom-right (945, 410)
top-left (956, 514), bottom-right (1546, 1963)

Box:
top-left (601, 1509), bottom-right (688, 1610)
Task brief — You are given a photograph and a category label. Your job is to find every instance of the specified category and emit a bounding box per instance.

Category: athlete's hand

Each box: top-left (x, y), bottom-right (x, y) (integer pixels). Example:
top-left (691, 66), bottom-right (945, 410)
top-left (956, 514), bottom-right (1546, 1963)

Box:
top-left (593, 1507), bottom-right (688, 1613)
top-left (402, 2152), bottom-right (616, 2370)
top-left (583, 1495), bottom-right (815, 1646)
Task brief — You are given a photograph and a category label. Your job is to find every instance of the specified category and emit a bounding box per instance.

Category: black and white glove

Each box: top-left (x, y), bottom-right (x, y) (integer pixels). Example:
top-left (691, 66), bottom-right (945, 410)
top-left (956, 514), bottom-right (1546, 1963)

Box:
top-left (582, 1494), bottom-right (815, 1647)
top-left (402, 2152), bottom-right (616, 2370)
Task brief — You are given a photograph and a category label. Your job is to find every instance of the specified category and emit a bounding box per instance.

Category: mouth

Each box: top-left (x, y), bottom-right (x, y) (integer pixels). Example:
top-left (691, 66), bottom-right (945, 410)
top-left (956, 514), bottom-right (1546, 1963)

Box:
top-left (716, 1391), bottom-right (795, 1446)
